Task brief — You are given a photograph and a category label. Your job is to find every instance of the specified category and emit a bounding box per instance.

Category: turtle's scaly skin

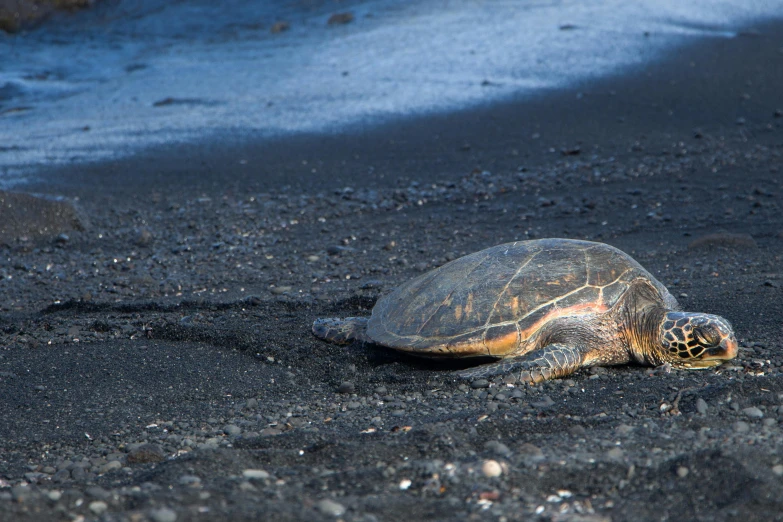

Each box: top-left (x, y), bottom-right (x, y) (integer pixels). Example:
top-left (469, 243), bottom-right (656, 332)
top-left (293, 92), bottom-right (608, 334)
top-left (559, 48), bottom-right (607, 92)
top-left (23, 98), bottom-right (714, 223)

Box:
top-left (312, 239), bottom-right (738, 383)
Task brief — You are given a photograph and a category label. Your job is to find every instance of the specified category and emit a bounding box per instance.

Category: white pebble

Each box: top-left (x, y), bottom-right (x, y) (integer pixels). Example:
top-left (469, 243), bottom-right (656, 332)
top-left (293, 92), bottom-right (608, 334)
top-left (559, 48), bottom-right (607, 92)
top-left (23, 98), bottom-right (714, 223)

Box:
top-left (149, 507), bottom-right (178, 522)
top-left (89, 501), bottom-right (108, 515)
top-left (772, 464), bottom-right (783, 476)
top-left (242, 469), bottom-right (270, 480)
top-left (315, 499), bottom-right (346, 517)
top-left (482, 459), bottom-right (503, 477)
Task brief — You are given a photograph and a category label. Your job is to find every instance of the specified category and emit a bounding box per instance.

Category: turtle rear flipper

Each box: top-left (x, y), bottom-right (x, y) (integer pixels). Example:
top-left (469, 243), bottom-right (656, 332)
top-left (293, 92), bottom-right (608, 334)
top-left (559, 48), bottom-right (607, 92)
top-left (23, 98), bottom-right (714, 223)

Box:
top-left (457, 344), bottom-right (587, 384)
top-left (312, 317), bottom-right (370, 345)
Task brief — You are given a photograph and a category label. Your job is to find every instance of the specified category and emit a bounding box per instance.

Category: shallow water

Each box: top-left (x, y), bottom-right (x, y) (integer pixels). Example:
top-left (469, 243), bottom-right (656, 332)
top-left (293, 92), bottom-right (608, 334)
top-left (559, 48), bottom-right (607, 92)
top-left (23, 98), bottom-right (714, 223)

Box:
top-left (1, 0), bottom-right (782, 187)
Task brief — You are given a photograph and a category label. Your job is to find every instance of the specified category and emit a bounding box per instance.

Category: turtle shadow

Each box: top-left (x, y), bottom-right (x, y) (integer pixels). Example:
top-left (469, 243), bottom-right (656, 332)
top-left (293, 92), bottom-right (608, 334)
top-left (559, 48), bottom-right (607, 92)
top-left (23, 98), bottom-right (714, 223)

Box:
top-left (358, 341), bottom-right (496, 373)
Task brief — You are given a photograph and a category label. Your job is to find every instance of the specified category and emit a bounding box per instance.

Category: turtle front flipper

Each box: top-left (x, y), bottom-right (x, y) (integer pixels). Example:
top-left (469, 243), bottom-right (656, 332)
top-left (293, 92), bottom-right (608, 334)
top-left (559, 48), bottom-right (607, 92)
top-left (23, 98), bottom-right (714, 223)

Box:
top-left (312, 317), bottom-right (370, 345)
top-left (457, 344), bottom-right (586, 384)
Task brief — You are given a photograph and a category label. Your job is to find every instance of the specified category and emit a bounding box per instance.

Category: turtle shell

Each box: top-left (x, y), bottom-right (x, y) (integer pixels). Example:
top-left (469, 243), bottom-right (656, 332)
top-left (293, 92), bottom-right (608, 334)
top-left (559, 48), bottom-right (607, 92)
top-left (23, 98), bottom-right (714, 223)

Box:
top-left (366, 238), bottom-right (674, 356)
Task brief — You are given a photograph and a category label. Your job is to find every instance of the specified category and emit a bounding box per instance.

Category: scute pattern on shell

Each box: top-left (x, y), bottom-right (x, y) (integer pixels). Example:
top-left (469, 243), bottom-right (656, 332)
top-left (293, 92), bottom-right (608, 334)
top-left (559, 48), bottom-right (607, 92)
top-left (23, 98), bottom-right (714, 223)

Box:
top-left (366, 239), bottom-right (668, 355)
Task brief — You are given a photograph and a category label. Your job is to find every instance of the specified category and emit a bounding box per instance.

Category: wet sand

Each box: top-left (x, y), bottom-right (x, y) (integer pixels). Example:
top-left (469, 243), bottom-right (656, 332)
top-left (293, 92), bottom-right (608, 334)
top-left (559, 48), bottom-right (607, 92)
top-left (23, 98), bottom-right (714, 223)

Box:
top-left (1, 18), bottom-right (783, 522)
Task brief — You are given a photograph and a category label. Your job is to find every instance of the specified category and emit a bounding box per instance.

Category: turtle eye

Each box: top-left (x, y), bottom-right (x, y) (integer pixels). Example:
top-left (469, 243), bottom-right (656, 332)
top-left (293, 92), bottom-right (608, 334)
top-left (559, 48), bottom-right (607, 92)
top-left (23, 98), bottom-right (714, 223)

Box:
top-left (693, 328), bottom-right (712, 347)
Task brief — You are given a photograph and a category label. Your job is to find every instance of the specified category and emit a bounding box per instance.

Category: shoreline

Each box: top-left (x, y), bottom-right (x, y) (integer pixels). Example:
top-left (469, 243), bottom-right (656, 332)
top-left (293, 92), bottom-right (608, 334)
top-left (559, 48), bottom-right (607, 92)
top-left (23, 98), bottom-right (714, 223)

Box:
top-left (16, 18), bottom-right (783, 201)
top-left (3, 9), bottom-right (783, 196)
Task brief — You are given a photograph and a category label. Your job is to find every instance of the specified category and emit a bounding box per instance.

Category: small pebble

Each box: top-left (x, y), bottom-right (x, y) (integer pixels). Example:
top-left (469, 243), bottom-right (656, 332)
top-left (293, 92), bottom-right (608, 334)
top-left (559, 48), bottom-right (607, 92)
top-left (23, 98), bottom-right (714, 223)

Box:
top-left (695, 398), bottom-right (708, 414)
top-left (86, 486), bottom-right (110, 499)
top-left (242, 469), bottom-right (270, 480)
top-left (100, 461), bottom-right (123, 474)
top-left (676, 466), bottom-right (689, 478)
top-left (149, 507), bottom-right (178, 522)
top-left (127, 443), bottom-right (165, 464)
top-left (482, 459), bottom-right (503, 477)
top-left (337, 381), bottom-right (355, 394)
top-left (743, 406), bottom-right (764, 419)
top-left (733, 421), bottom-right (750, 433)
top-left (484, 440), bottom-right (512, 457)
top-left (470, 379), bottom-right (489, 389)
top-left (178, 474), bottom-right (201, 486)
top-left (532, 395), bottom-right (555, 408)
top-left (224, 424), bottom-right (242, 436)
top-left (89, 501), bottom-right (108, 515)
top-left (606, 447), bottom-right (624, 461)
top-left (772, 465), bottom-right (783, 476)
top-left (315, 499), bottom-right (346, 516)
top-left (518, 443), bottom-right (544, 461)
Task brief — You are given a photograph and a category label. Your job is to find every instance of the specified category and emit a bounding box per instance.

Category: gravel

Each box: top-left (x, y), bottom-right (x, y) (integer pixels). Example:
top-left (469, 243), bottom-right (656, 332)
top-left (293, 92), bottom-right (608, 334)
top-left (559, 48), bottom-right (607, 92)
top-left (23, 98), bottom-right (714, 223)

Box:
top-left (315, 499), bottom-right (347, 517)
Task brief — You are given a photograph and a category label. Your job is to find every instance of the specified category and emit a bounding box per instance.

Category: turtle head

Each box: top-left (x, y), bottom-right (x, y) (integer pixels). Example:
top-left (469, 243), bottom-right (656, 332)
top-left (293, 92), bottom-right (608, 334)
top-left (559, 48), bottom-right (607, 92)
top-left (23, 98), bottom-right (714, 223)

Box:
top-left (657, 312), bottom-right (738, 368)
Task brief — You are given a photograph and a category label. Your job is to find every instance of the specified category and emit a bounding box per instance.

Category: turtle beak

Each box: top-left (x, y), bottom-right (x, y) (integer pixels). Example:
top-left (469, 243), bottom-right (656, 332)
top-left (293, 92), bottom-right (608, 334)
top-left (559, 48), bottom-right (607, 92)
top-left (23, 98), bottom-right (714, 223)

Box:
top-left (693, 337), bottom-right (739, 367)
top-left (711, 337), bottom-right (738, 361)
top-left (678, 337), bottom-right (738, 369)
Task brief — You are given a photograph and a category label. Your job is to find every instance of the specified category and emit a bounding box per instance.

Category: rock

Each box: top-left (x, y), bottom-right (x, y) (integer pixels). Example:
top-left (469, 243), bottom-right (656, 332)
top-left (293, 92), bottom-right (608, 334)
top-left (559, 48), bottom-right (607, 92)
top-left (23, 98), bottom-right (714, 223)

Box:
top-left (149, 507), bottom-right (178, 522)
top-left (178, 474), bottom-right (201, 486)
top-left (606, 447), bottom-right (624, 461)
top-left (337, 381), bottom-right (355, 394)
top-left (126, 443), bottom-right (166, 464)
top-left (518, 443), bottom-right (544, 461)
top-left (470, 379), bottom-right (489, 389)
top-left (695, 398), bottom-right (708, 414)
top-left (532, 395), bottom-right (555, 408)
top-left (223, 424), bottom-right (242, 436)
top-left (86, 486), bottom-right (110, 499)
top-left (772, 464), bottom-right (783, 476)
top-left (315, 498), bottom-right (347, 516)
top-left (242, 469), bottom-right (270, 480)
top-left (733, 421), bottom-right (750, 433)
top-left (52, 469), bottom-right (71, 482)
top-left (482, 459), bottom-right (503, 477)
top-left (70, 466), bottom-right (86, 481)
top-left (89, 501), bottom-right (108, 515)
top-left (743, 406), bottom-right (764, 419)
top-left (676, 466), bottom-right (689, 478)
top-left (0, 191), bottom-right (88, 244)
top-left (484, 440), bottom-right (512, 457)
top-left (100, 461), bottom-right (123, 474)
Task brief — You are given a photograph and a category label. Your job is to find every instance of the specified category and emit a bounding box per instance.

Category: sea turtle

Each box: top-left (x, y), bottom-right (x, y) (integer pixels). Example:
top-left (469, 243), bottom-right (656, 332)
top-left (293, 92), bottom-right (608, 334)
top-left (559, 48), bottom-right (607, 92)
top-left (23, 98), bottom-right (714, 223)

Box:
top-left (312, 239), bottom-right (738, 383)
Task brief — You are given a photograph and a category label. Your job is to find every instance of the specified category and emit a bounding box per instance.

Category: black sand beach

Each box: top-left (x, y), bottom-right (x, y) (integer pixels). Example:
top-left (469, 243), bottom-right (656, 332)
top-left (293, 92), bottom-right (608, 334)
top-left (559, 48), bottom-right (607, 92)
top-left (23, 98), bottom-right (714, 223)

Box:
top-left (1, 15), bottom-right (783, 522)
